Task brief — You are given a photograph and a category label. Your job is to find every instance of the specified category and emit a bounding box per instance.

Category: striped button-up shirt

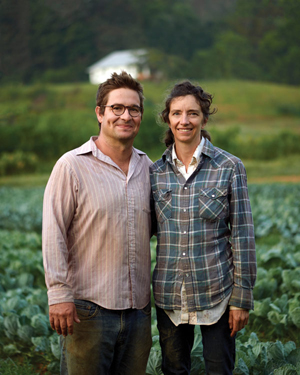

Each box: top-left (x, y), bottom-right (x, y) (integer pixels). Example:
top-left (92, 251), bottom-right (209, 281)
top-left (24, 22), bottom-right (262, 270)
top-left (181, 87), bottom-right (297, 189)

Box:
top-left (150, 138), bottom-right (256, 312)
top-left (43, 137), bottom-right (152, 310)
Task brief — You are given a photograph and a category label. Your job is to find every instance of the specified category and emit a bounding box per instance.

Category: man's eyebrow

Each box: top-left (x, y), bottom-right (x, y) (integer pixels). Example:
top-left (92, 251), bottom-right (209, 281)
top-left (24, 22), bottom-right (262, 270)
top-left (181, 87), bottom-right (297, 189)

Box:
top-left (111, 103), bottom-right (140, 107)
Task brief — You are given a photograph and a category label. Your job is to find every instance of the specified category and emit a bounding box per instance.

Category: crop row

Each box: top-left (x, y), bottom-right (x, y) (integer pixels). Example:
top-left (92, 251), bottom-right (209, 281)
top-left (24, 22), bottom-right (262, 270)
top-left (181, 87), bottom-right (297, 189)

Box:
top-left (0, 184), bottom-right (300, 374)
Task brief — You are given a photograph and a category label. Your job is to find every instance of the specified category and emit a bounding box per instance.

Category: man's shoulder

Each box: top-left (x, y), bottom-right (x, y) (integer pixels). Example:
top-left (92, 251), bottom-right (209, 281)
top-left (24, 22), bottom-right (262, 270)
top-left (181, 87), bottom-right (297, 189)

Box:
top-left (52, 140), bottom-right (92, 175)
top-left (56, 148), bottom-right (79, 168)
top-left (133, 147), bottom-right (153, 167)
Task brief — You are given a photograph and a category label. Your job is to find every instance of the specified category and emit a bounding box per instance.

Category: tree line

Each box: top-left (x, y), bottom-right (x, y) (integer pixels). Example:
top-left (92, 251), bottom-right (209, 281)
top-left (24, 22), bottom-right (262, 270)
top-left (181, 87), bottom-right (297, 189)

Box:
top-left (1, 0), bottom-right (299, 85)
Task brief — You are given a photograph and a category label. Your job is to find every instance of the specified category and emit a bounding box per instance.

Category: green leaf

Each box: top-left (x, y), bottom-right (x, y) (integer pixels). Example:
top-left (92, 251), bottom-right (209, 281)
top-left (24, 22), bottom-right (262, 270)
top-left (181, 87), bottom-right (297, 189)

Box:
top-left (234, 358), bottom-right (249, 375)
top-left (21, 304), bottom-right (41, 319)
top-left (289, 308), bottom-right (300, 328)
top-left (252, 343), bottom-right (263, 358)
top-left (273, 364), bottom-right (298, 375)
top-left (287, 348), bottom-right (300, 368)
top-left (31, 336), bottom-right (50, 352)
top-left (267, 341), bottom-right (285, 362)
top-left (16, 273), bottom-right (34, 288)
top-left (284, 342), bottom-right (296, 357)
top-left (17, 325), bottom-right (34, 342)
top-left (31, 314), bottom-right (49, 336)
top-left (3, 344), bottom-right (21, 355)
top-left (50, 334), bottom-right (61, 360)
top-left (3, 314), bottom-right (19, 337)
top-left (146, 347), bottom-right (163, 375)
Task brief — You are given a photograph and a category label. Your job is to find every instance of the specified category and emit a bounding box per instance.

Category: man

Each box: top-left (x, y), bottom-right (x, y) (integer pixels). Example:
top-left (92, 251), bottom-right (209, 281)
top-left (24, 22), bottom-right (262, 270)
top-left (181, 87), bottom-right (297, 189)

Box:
top-left (150, 81), bottom-right (256, 374)
top-left (42, 71), bottom-right (152, 375)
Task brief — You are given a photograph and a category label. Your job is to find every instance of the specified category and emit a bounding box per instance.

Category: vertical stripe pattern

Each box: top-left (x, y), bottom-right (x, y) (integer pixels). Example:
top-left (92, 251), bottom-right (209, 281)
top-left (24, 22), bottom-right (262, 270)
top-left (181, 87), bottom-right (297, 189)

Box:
top-left (42, 137), bottom-right (152, 309)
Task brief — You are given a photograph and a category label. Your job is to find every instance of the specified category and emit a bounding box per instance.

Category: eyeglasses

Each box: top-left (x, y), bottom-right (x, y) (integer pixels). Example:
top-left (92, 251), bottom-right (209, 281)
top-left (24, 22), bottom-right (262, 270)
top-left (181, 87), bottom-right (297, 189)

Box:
top-left (100, 104), bottom-right (142, 117)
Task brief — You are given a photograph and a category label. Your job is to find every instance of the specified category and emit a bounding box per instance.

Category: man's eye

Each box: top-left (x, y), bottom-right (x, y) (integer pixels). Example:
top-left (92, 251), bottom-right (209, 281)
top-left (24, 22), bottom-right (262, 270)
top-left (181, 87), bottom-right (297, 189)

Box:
top-left (130, 107), bottom-right (139, 113)
top-left (112, 105), bottom-right (123, 111)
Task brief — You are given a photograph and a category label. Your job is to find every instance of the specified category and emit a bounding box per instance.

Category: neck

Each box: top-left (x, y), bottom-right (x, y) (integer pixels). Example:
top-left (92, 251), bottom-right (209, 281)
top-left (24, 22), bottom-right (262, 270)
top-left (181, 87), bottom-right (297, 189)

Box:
top-left (174, 139), bottom-right (201, 170)
top-left (95, 135), bottom-right (133, 174)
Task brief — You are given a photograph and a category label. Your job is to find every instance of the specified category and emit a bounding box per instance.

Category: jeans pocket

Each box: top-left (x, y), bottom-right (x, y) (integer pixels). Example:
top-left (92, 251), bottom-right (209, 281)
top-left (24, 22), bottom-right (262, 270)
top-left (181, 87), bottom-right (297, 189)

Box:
top-left (74, 299), bottom-right (99, 320)
top-left (140, 301), bottom-right (152, 316)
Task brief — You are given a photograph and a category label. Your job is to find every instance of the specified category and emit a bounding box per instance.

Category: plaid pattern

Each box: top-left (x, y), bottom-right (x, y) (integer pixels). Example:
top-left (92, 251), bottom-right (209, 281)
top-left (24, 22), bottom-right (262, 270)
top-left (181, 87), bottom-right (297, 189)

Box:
top-left (150, 138), bottom-right (256, 311)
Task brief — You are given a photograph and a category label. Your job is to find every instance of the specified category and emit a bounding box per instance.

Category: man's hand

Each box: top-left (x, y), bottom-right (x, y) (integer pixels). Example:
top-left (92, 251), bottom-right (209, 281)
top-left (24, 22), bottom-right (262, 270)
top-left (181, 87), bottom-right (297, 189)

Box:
top-left (49, 302), bottom-right (80, 337)
top-left (228, 309), bottom-right (249, 337)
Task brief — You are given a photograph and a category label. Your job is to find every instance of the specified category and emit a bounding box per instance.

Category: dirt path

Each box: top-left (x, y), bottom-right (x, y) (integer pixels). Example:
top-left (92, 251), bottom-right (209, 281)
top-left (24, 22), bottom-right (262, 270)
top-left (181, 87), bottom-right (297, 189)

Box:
top-left (249, 175), bottom-right (300, 184)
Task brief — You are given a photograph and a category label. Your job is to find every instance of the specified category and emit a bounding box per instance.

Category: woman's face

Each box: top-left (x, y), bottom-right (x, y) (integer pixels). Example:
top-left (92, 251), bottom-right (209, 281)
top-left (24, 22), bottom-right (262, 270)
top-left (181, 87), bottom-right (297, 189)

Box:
top-left (168, 95), bottom-right (207, 147)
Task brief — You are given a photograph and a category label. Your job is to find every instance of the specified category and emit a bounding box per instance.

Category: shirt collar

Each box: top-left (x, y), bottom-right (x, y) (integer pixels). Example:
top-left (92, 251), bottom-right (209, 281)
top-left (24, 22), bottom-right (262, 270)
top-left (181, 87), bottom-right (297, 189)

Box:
top-left (76, 136), bottom-right (146, 158)
top-left (171, 136), bottom-right (205, 166)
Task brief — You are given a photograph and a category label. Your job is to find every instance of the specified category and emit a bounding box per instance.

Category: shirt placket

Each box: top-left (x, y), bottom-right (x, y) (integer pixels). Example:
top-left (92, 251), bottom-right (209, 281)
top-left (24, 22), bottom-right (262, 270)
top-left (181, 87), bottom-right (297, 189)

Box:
top-left (178, 183), bottom-right (195, 311)
top-left (126, 180), bottom-right (136, 307)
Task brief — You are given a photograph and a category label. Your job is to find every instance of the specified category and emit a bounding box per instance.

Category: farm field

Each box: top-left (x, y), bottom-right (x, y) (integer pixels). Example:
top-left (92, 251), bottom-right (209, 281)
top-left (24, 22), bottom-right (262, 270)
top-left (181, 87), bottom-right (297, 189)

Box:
top-left (0, 183), bottom-right (300, 374)
top-left (1, 80), bottom-right (300, 178)
top-left (1, 78), bottom-right (300, 373)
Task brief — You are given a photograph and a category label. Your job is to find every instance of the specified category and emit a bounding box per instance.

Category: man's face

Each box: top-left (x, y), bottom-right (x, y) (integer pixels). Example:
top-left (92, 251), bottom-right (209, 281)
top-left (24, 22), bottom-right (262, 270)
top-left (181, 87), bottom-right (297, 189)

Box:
top-left (168, 95), bottom-right (207, 148)
top-left (95, 88), bottom-right (142, 144)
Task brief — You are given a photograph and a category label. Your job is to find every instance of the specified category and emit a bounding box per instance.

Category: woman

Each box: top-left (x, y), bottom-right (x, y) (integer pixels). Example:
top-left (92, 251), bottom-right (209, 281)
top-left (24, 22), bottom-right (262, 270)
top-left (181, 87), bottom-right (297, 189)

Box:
top-left (150, 81), bottom-right (256, 375)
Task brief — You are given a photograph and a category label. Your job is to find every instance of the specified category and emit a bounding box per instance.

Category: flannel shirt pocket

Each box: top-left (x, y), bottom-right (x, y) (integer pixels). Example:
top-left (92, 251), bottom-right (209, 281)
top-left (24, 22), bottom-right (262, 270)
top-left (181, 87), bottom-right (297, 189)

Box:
top-left (198, 187), bottom-right (229, 221)
top-left (153, 189), bottom-right (172, 223)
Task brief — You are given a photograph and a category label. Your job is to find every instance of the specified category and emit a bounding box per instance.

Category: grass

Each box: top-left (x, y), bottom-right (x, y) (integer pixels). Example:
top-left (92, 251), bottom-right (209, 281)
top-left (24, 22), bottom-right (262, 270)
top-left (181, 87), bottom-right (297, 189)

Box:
top-left (1, 79), bottom-right (300, 185)
top-left (0, 358), bottom-right (39, 375)
top-left (0, 155), bottom-right (299, 188)
top-left (0, 174), bottom-right (50, 187)
top-left (244, 154), bottom-right (300, 183)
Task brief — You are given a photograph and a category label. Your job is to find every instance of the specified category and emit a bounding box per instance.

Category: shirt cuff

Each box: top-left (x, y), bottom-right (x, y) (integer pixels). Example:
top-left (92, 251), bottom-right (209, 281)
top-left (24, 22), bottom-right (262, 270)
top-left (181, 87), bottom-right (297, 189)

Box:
top-left (47, 287), bottom-right (74, 306)
top-left (229, 305), bottom-right (248, 311)
top-left (229, 284), bottom-right (254, 310)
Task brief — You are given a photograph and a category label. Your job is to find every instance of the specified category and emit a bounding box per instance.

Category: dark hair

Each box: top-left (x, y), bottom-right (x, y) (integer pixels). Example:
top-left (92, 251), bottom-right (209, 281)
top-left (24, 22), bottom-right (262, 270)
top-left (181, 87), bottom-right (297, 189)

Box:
top-left (161, 81), bottom-right (216, 147)
top-left (96, 71), bottom-right (144, 129)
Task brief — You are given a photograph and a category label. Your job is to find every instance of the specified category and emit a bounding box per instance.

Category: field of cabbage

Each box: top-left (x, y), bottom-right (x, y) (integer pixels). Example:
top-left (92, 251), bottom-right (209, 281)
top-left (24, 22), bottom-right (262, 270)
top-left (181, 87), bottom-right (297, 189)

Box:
top-left (0, 184), bottom-right (300, 374)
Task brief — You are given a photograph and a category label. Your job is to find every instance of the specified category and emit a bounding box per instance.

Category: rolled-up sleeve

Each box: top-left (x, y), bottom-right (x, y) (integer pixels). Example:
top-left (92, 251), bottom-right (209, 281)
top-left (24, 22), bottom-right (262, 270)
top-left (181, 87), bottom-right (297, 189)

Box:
top-left (42, 159), bottom-right (78, 305)
top-left (229, 161), bottom-right (256, 310)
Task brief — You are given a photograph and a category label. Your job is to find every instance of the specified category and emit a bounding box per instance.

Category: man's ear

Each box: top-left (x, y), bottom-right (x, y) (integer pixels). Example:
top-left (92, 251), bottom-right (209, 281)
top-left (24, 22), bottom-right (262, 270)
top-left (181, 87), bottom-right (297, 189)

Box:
top-left (95, 106), bottom-right (103, 123)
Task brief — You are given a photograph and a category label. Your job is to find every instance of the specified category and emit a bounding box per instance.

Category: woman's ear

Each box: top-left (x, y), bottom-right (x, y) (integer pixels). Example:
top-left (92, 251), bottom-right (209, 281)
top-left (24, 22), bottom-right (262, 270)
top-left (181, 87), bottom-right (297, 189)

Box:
top-left (201, 118), bottom-right (208, 129)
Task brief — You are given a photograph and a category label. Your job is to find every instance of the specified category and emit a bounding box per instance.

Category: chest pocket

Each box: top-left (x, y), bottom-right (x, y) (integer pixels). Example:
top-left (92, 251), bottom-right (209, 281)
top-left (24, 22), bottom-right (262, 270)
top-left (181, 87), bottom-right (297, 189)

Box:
top-left (153, 189), bottom-right (172, 223)
top-left (199, 187), bottom-right (229, 221)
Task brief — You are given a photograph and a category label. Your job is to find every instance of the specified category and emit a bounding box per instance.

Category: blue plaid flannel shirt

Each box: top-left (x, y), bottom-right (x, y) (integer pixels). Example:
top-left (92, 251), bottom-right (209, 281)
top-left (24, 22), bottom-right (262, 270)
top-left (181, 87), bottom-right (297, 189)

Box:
top-left (150, 138), bottom-right (256, 311)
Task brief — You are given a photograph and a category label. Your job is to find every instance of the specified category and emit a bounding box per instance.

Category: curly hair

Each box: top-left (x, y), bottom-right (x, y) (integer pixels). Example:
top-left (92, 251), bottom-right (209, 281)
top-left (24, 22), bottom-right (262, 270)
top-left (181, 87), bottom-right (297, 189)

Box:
top-left (161, 81), bottom-right (216, 147)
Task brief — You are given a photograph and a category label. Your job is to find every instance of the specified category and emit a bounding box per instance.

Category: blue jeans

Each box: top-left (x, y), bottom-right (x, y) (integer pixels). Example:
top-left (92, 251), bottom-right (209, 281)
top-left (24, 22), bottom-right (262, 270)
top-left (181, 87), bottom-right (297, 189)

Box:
top-left (156, 306), bottom-right (235, 375)
top-left (61, 300), bottom-right (152, 375)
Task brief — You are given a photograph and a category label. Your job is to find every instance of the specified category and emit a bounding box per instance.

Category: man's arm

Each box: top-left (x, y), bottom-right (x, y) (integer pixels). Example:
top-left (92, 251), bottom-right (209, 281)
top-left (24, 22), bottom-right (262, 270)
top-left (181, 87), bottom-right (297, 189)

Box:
top-left (43, 158), bottom-right (79, 336)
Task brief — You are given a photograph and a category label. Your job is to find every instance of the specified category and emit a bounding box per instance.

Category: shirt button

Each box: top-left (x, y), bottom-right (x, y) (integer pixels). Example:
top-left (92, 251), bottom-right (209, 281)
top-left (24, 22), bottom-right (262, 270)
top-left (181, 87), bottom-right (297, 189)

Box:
top-left (183, 231), bottom-right (187, 234)
top-left (186, 273), bottom-right (189, 277)
top-left (183, 252), bottom-right (186, 256)
top-left (183, 209), bottom-right (187, 212)
top-left (184, 187), bottom-right (187, 190)
top-left (212, 194), bottom-right (215, 198)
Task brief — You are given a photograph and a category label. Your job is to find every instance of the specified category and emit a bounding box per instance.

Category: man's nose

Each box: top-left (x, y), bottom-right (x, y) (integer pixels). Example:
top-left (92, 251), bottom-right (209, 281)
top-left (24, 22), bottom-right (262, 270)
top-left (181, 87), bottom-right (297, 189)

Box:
top-left (120, 108), bottom-right (132, 120)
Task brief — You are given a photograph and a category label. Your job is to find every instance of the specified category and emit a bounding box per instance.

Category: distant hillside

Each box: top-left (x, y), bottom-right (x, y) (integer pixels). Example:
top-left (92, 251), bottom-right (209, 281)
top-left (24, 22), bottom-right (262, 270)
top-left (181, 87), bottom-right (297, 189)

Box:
top-left (190, 0), bottom-right (237, 20)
